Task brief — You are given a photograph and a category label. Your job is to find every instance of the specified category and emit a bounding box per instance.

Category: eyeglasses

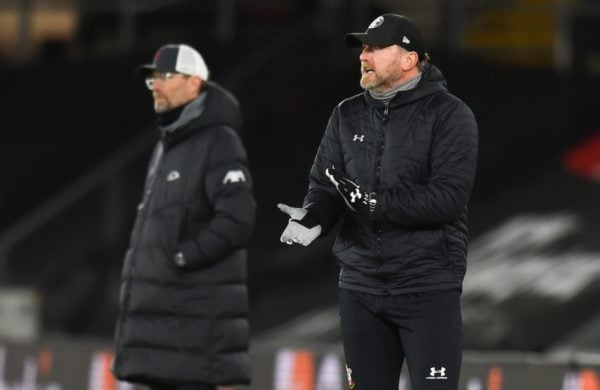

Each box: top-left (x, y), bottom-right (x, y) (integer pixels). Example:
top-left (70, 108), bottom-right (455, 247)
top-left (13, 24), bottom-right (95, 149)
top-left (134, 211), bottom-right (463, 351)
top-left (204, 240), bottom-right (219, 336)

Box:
top-left (144, 72), bottom-right (187, 90)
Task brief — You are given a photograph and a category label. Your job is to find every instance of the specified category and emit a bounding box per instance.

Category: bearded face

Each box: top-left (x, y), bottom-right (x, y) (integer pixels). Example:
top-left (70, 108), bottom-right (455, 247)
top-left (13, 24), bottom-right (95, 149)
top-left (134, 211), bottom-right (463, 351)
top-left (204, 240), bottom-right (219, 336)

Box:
top-left (358, 45), bottom-right (414, 93)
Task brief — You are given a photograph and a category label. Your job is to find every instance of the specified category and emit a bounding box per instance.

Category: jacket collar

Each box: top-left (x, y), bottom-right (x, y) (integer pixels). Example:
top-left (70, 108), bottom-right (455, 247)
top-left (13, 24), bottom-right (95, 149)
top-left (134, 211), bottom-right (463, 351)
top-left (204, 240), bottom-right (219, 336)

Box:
top-left (158, 93), bottom-right (207, 136)
top-left (364, 63), bottom-right (448, 109)
top-left (159, 81), bottom-right (243, 148)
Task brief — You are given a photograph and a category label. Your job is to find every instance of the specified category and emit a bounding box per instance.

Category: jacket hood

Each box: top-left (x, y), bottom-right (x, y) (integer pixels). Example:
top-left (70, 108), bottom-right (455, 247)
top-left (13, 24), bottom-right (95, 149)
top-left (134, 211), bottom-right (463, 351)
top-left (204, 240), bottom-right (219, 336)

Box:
top-left (197, 81), bottom-right (243, 133)
top-left (160, 81), bottom-right (243, 147)
top-left (365, 63), bottom-right (448, 108)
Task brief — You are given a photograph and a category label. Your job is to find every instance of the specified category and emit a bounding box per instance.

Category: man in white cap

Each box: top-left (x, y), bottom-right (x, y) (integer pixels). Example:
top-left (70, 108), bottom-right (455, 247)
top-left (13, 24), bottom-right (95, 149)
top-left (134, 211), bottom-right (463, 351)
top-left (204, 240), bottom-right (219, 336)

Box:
top-left (278, 14), bottom-right (478, 390)
top-left (113, 43), bottom-right (256, 390)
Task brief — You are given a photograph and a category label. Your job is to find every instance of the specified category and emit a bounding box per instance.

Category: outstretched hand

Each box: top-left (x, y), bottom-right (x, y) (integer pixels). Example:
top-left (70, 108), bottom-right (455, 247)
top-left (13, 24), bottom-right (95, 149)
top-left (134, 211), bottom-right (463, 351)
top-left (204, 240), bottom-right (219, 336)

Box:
top-left (278, 203), bottom-right (321, 246)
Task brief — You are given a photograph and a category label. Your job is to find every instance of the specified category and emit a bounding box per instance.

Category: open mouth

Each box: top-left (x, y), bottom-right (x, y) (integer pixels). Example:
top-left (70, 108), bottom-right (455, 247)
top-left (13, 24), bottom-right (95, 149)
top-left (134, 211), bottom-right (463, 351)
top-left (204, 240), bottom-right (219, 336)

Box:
top-left (362, 67), bottom-right (375, 75)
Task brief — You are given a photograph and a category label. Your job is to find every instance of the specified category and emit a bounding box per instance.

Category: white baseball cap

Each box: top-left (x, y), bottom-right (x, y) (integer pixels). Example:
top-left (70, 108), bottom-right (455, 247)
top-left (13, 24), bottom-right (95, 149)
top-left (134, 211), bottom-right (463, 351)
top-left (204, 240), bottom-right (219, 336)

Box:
top-left (136, 44), bottom-right (210, 80)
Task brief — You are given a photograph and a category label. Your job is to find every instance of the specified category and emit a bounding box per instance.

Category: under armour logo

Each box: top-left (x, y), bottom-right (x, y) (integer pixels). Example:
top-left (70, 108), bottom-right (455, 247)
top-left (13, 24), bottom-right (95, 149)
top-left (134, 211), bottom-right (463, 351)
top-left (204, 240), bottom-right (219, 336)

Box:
top-left (402, 36), bottom-right (411, 44)
top-left (349, 188), bottom-right (362, 203)
top-left (167, 170), bottom-right (180, 182)
top-left (223, 170), bottom-right (246, 184)
top-left (353, 134), bottom-right (365, 142)
top-left (426, 367), bottom-right (448, 380)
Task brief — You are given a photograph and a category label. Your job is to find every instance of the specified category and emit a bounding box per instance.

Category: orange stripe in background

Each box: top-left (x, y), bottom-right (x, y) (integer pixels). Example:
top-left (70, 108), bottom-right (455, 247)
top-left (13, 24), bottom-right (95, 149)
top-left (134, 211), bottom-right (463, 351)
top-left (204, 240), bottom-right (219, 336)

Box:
top-left (292, 350), bottom-right (315, 390)
top-left (580, 369), bottom-right (600, 390)
top-left (100, 351), bottom-right (117, 390)
top-left (37, 347), bottom-right (53, 377)
top-left (488, 366), bottom-right (503, 390)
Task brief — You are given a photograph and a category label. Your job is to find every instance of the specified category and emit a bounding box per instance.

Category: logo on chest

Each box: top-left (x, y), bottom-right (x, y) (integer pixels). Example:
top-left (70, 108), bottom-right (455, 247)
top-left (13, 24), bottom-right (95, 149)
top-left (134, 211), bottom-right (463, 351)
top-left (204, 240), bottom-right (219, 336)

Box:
top-left (353, 134), bottom-right (365, 142)
top-left (166, 170), bottom-right (180, 182)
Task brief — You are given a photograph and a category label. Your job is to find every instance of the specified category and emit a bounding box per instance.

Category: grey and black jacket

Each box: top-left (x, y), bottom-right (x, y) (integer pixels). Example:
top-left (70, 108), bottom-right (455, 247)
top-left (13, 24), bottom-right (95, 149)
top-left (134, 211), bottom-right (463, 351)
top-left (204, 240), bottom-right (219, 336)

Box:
top-left (304, 63), bottom-right (478, 295)
top-left (113, 82), bottom-right (256, 386)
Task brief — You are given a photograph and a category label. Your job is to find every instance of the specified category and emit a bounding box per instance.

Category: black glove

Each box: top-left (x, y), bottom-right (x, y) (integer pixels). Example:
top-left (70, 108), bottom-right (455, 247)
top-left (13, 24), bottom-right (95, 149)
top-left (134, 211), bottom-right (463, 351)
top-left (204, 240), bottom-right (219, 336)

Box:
top-left (325, 166), bottom-right (377, 217)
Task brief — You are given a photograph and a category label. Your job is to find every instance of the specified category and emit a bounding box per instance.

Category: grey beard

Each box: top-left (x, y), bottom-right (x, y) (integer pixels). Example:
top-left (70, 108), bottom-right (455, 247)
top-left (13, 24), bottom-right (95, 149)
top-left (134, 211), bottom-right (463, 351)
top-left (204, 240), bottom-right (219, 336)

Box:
top-left (158, 93), bottom-right (207, 134)
top-left (368, 73), bottom-right (422, 101)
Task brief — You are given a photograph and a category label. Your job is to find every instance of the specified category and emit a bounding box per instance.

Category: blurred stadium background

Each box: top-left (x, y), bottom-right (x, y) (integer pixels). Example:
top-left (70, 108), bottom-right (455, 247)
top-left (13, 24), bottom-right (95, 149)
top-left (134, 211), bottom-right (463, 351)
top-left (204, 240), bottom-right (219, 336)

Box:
top-left (1, 0), bottom-right (600, 388)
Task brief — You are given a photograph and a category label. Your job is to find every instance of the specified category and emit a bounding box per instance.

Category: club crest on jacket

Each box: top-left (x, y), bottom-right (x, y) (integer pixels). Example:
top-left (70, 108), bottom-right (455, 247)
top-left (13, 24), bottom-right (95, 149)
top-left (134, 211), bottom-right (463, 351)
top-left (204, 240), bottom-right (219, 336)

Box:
top-left (167, 170), bottom-right (180, 182)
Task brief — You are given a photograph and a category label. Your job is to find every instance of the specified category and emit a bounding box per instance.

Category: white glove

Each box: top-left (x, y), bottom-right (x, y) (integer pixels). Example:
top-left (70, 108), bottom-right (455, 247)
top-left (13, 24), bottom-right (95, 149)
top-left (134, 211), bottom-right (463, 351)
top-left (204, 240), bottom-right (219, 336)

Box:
top-left (278, 203), bottom-right (322, 246)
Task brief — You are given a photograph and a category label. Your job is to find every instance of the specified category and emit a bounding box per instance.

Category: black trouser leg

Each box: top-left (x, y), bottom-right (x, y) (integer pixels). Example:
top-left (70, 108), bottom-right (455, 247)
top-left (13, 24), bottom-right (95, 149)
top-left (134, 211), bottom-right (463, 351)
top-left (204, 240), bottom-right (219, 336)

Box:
top-left (339, 289), bottom-right (404, 390)
top-left (393, 290), bottom-right (463, 390)
top-left (339, 288), bottom-right (463, 390)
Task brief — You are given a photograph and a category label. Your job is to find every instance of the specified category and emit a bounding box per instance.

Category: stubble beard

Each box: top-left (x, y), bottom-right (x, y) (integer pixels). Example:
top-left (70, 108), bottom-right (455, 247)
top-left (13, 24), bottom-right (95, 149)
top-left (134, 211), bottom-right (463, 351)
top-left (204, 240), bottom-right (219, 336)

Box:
top-left (154, 104), bottom-right (168, 113)
top-left (153, 97), bottom-right (171, 113)
top-left (360, 55), bottom-right (405, 93)
top-left (360, 72), bottom-right (383, 93)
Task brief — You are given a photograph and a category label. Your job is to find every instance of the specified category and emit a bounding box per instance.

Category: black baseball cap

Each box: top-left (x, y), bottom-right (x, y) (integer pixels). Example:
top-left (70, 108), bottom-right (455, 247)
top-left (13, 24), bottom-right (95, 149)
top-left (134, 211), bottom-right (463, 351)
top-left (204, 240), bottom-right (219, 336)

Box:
top-left (345, 14), bottom-right (426, 60)
top-left (136, 44), bottom-right (209, 79)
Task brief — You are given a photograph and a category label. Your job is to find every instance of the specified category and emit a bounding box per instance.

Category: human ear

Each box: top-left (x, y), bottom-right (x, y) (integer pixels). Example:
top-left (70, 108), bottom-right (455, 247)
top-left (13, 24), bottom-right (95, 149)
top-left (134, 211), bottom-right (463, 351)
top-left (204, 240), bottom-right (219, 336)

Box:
top-left (190, 77), bottom-right (203, 94)
top-left (402, 52), bottom-right (418, 71)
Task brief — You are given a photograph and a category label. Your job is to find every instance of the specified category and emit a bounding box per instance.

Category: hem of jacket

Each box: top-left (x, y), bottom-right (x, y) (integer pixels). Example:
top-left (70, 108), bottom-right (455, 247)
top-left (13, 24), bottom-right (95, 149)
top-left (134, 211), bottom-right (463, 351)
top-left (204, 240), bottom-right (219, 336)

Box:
top-left (338, 281), bottom-right (462, 296)
top-left (115, 373), bottom-right (251, 388)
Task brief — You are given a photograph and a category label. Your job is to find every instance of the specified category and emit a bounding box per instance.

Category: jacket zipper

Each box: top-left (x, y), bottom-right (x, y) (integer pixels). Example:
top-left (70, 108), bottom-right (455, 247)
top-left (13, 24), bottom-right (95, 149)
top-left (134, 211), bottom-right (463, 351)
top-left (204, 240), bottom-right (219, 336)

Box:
top-left (375, 102), bottom-right (390, 291)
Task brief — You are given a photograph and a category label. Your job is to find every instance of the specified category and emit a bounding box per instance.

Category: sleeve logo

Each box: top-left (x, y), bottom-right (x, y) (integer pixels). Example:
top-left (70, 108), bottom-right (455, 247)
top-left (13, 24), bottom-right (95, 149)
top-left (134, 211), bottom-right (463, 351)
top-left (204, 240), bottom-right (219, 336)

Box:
top-left (223, 170), bottom-right (246, 184)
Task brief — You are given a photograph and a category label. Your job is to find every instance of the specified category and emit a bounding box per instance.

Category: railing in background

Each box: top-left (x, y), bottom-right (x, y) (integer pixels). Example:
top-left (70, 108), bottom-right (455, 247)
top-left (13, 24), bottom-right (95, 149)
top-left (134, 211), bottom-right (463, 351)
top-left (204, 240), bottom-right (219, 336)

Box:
top-left (0, 337), bottom-right (600, 389)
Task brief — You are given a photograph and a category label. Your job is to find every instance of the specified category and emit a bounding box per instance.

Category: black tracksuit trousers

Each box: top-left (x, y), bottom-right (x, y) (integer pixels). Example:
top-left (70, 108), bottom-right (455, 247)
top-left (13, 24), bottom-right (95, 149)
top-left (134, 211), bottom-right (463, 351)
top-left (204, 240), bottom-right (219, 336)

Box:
top-left (339, 288), bottom-right (463, 390)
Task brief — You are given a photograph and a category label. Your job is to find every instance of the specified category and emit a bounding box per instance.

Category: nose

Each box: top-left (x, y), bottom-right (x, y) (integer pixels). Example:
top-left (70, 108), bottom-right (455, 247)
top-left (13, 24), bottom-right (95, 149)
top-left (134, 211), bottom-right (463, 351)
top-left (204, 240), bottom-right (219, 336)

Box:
top-left (150, 79), bottom-right (164, 93)
top-left (359, 46), bottom-right (371, 61)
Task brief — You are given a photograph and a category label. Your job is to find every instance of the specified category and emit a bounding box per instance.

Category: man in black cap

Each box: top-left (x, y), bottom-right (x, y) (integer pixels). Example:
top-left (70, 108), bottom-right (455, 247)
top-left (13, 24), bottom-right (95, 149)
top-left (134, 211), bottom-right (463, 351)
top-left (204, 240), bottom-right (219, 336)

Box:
top-left (278, 14), bottom-right (478, 390)
top-left (112, 43), bottom-right (256, 390)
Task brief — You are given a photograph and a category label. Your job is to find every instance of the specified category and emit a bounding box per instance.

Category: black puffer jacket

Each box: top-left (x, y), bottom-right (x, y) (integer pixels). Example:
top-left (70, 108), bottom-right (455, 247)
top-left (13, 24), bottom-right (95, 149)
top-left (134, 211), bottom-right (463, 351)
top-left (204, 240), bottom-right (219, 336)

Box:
top-left (113, 82), bottom-right (256, 386)
top-left (305, 64), bottom-right (478, 295)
